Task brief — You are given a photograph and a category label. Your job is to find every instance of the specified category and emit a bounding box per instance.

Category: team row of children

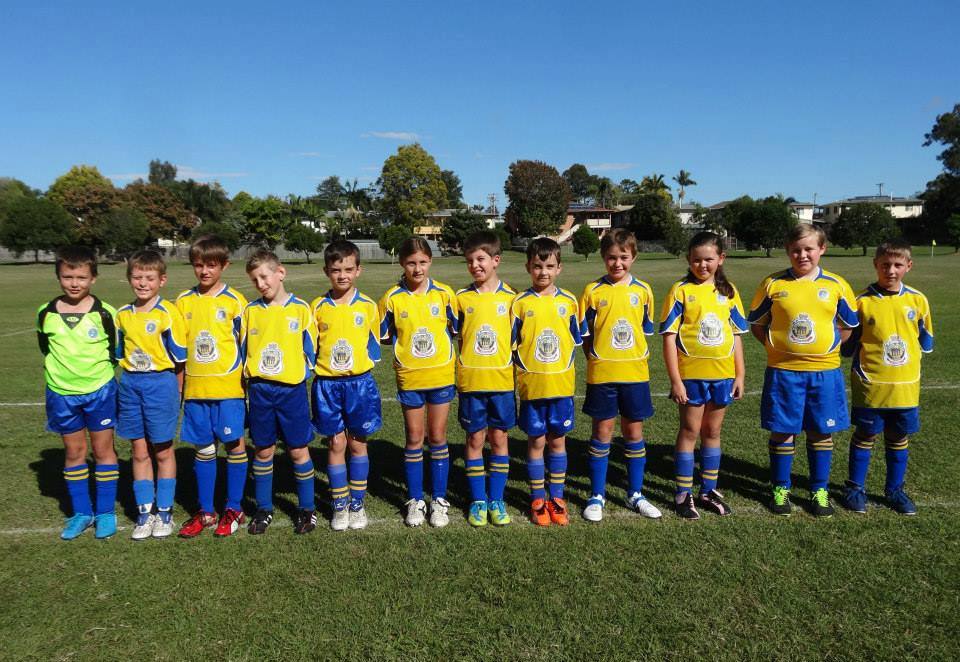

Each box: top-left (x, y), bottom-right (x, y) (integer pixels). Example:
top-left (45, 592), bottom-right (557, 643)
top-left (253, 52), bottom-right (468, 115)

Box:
top-left (38, 224), bottom-right (933, 541)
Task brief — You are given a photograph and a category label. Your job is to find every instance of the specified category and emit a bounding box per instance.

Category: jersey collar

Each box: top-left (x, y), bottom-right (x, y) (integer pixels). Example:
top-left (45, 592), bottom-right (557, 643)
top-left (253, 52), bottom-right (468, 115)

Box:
top-left (787, 266), bottom-right (822, 281)
top-left (322, 288), bottom-right (361, 306)
top-left (868, 282), bottom-right (905, 297)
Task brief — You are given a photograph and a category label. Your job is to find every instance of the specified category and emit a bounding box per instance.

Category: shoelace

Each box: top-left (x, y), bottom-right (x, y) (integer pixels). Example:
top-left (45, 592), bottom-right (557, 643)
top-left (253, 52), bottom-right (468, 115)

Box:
top-left (552, 500), bottom-right (566, 515)
top-left (773, 487), bottom-right (790, 505)
top-left (813, 490), bottom-right (830, 507)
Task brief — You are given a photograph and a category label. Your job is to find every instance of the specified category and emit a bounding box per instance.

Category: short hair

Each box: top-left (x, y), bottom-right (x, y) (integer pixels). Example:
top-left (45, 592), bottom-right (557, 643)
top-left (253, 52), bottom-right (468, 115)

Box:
top-left (189, 235), bottom-right (231, 265)
top-left (324, 239), bottom-right (361, 267)
top-left (55, 245), bottom-right (98, 278)
top-left (600, 228), bottom-right (637, 257)
top-left (875, 237), bottom-right (913, 260)
top-left (398, 236), bottom-right (432, 262)
top-left (785, 223), bottom-right (825, 247)
top-left (463, 231), bottom-right (501, 258)
top-left (127, 249), bottom-right (167, 279)
top-left (245, 249), bottom-right (281, 273)
top-left (526, 237), bottom-right (562, 264)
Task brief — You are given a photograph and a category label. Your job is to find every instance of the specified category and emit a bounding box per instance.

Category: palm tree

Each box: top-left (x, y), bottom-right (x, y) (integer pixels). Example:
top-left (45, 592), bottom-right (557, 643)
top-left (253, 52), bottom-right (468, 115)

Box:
top-left (672, 170), bottom-right (697, 208)
top-left (640, 173), bottom-right (671, 196)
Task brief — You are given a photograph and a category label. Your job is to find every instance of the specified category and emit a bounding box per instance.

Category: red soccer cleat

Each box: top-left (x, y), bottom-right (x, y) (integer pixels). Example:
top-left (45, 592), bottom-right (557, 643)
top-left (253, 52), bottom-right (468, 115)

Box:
top-left (214, 508), bottom-right (246, 537)
top-left (178, 511), bottom-right (217, 538)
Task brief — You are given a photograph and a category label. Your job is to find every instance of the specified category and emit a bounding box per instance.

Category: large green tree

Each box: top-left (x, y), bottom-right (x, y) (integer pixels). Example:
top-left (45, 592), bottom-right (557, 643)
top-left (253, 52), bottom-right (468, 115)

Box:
top-left (728, 195), bottom-right (796, 256)
top-left (440, 170), bottom-right (464, 208)
top-left (148, 159), bottom-right (177, 185)
top-left (504, 160), bottom-right (571, 237)
top-left (123, 181), bottom-right (194, 241)
top-left (829, 203), bottom-right (899, 255)
top-left (378, 144), bottom-right (447, 228)
top-left (562, 164), bottom-right (597, 203)
top-left (628, 192), bottom-right (681, 240)
top-left (0, 196), bottom-right (75, 261)
top-left (47, 165), bottom-right (119, 249)
top-left (918, 103), bottom-right (960, 242)
top-left (639, 173), bottom-right (672, 201)
top-left (235, 193), bottom-right (292, 249)
top-left (440, 209), bottom-right (487, 253)
top-left (284, 223), bottom-right (325, 263)
top-left (378, 224), bottom-right (413, 261)
top-left (315, 176), bottom-right (344, 210)
top-left (571, 223), bottom-right (600, 260)
top-left (103, 207), bottom-right (150, 256)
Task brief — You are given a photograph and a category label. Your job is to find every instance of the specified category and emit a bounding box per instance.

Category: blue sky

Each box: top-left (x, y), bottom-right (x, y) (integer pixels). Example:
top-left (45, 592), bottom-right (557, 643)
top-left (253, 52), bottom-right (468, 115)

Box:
top-left (3, 1), bottom-right (958, 208)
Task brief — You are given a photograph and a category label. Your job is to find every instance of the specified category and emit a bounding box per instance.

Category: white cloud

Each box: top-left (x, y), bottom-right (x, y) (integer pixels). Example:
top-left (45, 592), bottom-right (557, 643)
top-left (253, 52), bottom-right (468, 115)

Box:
top-left (176, 165), bottom-right (248, 180)
top-left (586, 162), bottom-right (636, 172)
top-left (361, 131), bottom-right (420, 141)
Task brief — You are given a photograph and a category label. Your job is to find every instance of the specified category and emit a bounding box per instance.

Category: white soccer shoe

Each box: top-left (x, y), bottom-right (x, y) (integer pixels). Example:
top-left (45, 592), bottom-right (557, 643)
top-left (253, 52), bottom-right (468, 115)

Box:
top-left (628, 492), bottom-right (663, 519)
top-left (429, 498), bottom-right (451, 528)
top-left (331, 505), bottom-right (350, 531)
top-left (404, 498), bottom-right (427, 527)
top-left (582, 495), bottom-right (606, 522)
top-left (151, 512), bottom-right (174, 538)
top-left (348, 505), bottom-right (368, 530)
top-left (131, 513), bottom-right (157, 541)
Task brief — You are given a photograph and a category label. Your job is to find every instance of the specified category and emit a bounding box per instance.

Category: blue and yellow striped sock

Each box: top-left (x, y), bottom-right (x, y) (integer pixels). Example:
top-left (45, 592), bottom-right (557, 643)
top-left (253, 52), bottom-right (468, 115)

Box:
top-left (63, 464), bottom-right (92, 516)
top-left (768, 439), bottom-right (794, 488)
top-left (674, 451), bottom-right (695, 496)
top-left (94, 464), bottom-right (119, 516)
top-left (700, 446), bottom-right (722, 493)
top-left (884, 438), bottom-right (909, 493)
top-left (806, 438), bottom-right (833, 491)
top-left (547, 451), bottom-right (567, 500)
top-left (225, 450), bottom-right (248, 511)
top-left (848, 433), bottom-right (874, 487)
top-left (404, 447), bottom-right (424, 500)
top-left (588, 439), bottom-right (611, 497)
top-left (527, 456), bottom-right (546, 500)
top-left (328, 462), bottom-right (349, 509)
top-left (194, 446), bottom-right (217, 513)
top-left (252, 459), bottom-right (274, 511)
top-left (348, 455), bottom-right (369, 505)
top-left (465, 456), bottom-right (486, 502)
top-left (624, 439), bottom-right (647, 495)
top-left (488, 454), bottom-right (509, 502)
top-left (293, 460), bottom-right (315, 511)
top-left (156, 477), bottom-right (175, 513)
top-left (133, 478), bottom-right (154, 514)
top-left (429, 442), bottom-right (450, 500)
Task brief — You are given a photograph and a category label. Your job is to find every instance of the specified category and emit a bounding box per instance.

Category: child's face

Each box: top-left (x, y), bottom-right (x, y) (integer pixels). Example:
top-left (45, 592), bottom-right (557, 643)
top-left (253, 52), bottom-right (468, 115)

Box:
top-left (192, 259), bottom-right (227, 291)
top-left (526, 253), bottom-right (562, 291)
top-left (58, 264), bottom-right (95, 302)
top-left (401, 251), bottom-right (432, 288)
top-left (786, 236), bottom-right (825, 277)
top-left (603, 244), bottom-right (636, 283)
top-left (324, 255), bottom-right (361, 293)
top-left (874, 253), bottom-right (912, 291)
top-left (465, 249), bottom-right (500, 285)
top-left (248, 263), bottom-right (286, 302)
top-left (688, 244), bottom-right (724, 283)
top-left (129, 267), bottom-right (166, 304)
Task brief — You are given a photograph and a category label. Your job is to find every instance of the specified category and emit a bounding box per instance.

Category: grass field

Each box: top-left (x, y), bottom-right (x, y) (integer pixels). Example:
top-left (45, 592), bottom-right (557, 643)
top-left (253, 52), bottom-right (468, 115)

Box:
top-left (1, 247), bottom-right (958, 661)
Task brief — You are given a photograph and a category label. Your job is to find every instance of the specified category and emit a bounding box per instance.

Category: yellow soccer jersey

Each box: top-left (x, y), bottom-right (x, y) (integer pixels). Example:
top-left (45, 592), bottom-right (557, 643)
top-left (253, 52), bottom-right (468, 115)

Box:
top-left (748, 267), bottom-right (859, 371)
top-left (511, 287), bottom-right (584, 400)
top-left (116, 298), bottom-right (187, 373)
top-left (379, 279), bottom-right (458, 391)
top-left (311, 289), bottom-right (381, 378)
top-left (580, 276), bottom-right (656, 384)
top-left (176, 284), bottom-right (248, 400)
top-left (456, 280), bottom-right (516, 393)
top-left (658, 278), bottom-right (749, 380)
top-left (851, 283), bottom-right (934, 409)
top-left (241, 294), bottom-right (316, 385)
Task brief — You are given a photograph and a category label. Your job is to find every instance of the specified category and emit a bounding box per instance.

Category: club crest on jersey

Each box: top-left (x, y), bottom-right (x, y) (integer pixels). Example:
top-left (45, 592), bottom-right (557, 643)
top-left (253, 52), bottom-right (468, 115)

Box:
top-left (599, 299), bottom-right (608, 307)
top-left (716, 294), bottom-right (728, 304)
top-left (216, 308), bottom-right (227, 322)
top-left (330, 338), bottom-right (353, 371)
top-left (354, 313), bottom-right (365, 327)
top-left (87, 327), bottom-right (98, 339)
top-left (788, 313), bottom-right (816, 345)
top-left (400, 311), bottom-right (409, 319)
top-left (411, 327), bottom-right (436, 358)
top-left (474, 324), bottom-right (497, 355)
top-left (195, 330), bottom-right (219, 362)
top-left (466, 306), bottom-right (474, 314)
top-left (687, 295), bottom-right (697, 303)
top-left (259, 342), bottom-right (283, 375)
top-left (288, 318), bottom-right (299, 332)
top-left (611, 318), bottom-right (634, 350)
top-left (145, 321), bottom-right (158, 334)
top-left (557, 305), bottom-right (567, 317)
top-left (526, 310), bottom-right (534, 317)
top-left (630, 294), bottom-right (640, 306)
top-left (496, 303), bottom-right (507, 316)
top-left (535, 329), bottom-right (560, 363)
top-left (882, 334), bottom-right (908, 366)
top-left (130, 348), bottom-right (153, 372)
top-left (904, 307), bottom-right (916, 321)
top-left (818, 288), bottom-right (829, 300)
top-left (698, 313), bottom-right (725, 346)
top-left (430, 304), bottom-right (440, 317)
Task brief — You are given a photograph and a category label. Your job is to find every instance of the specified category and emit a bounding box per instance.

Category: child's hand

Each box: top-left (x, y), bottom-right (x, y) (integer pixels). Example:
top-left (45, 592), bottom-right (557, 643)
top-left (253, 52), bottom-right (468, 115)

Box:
top-left (669, 381), bottom-right (688, 405)
top-left (731, 377), bottom-right (744, 400)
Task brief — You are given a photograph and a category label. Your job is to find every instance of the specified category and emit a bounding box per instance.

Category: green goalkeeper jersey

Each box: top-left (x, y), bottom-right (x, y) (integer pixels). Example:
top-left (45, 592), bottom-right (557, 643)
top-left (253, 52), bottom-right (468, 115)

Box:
top-left (37, 296), bottom-right (117, 395)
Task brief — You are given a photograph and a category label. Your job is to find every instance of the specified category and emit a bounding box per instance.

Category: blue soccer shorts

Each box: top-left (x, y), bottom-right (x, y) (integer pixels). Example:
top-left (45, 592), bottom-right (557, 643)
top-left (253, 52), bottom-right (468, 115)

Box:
top-left (45, 380), bottom-right (117, 435)
top-left (312, 372), bottom-right (383, 438)
top-left (181, 398), bottom-right (246, 445)
top-left (852, 406), bottom-right (920, 438)
top-left (520, 396), bottom-right (575, 437)
top-left (247, 380), bottom-right (313, 448)
top-left (582, 382), bottom-right (654, 421)
top-left (761, 367), bottom-right (849, 435)
top-left (117, 370), bottom-right (180, 443)
top-left (396, 384), bottom-right (456, 409)
top-left (683, 378), bottom-right (735, 407)
top-left (458, 391), bottom-right (516, 433)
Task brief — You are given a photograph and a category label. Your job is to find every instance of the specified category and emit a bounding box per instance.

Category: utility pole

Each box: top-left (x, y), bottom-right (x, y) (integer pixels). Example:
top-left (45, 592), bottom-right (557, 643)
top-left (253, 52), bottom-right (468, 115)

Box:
top-left (876, 182), bottom-right (884, 197)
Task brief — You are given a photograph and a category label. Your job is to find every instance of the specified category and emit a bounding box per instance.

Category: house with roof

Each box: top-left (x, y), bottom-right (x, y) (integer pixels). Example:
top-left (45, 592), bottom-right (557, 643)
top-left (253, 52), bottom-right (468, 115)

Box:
top-left (819, 196), bottom-right (923, 224)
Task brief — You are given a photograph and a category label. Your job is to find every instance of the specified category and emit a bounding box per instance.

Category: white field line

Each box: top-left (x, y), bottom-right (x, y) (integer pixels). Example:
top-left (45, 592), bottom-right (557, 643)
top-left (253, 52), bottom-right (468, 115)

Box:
top-left (0, 327), bottom-right (36, 338)
top-left (3, 382), bottom-right (960, 408)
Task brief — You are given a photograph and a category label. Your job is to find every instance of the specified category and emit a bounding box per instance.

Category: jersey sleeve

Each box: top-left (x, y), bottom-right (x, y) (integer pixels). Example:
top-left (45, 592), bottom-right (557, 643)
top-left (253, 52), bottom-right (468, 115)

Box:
top-left (162, 307), bottom-right (188, 363)
top-left (567, 296), bottom-right (584, 346)
top-left (510, 296), bottom-right (524, 350)
top-left (729, 286), bottom-right (749, 333)
top-left (836, 278), bottom-right (859, 328)
top-left (445, 286), bottom-right (459, 334)
top-left (239, 305), bottom-right (251, 366)
top-left (919, 293), bottom-right (934, 352)
top-left (641, 283), bottom-right (655, 335)
top-left (300, 304), bottom-right (317, 370)
top-left (748, 277), bottom-right (773, 325)
top-left (367, 299), bottom-right (382, 362)
top-left (579, 285), bottom-right (595, 338)
top-left (658, 282), bottom-right (684, 334)
top-left (378, 292), bottom-right (395, 343)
